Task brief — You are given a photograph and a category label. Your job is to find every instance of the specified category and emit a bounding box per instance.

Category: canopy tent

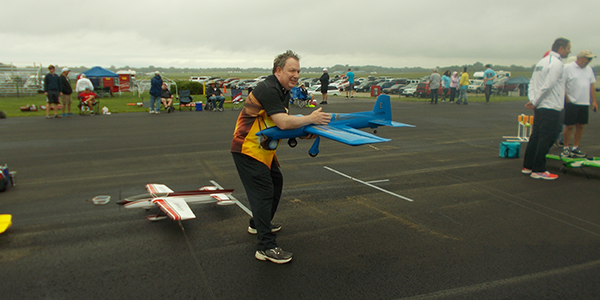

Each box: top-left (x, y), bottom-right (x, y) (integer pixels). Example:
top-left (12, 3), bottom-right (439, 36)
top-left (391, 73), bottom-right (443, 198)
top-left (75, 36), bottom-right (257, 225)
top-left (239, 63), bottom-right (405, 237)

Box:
top-left (81, 66), bottom-right (118, 78)
top-left (505, 76), bottom-right (530, 96)
top-left (505, 76), bottom-right (530, 85)
top-left (80, 66), bottom-right (119, 96)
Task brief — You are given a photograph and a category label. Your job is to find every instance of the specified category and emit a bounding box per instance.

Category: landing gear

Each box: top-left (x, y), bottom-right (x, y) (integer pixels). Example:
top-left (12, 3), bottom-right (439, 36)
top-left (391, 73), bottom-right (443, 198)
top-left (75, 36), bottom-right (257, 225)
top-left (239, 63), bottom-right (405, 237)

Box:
top-left (288, 138), bottom-right (297, 148)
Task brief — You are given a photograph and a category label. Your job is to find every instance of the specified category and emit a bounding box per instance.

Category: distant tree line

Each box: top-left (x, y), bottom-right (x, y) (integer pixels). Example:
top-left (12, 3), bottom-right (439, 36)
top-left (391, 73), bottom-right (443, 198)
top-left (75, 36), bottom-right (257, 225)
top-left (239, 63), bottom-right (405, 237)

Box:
top-left (3, 62), bottom-right (598, 77)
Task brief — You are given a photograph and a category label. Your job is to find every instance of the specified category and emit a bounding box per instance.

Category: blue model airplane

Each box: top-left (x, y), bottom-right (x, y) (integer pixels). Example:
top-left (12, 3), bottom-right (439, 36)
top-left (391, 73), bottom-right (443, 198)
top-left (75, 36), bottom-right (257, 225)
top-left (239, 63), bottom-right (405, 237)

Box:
top-left (256, 94), bottom-right (414, 157)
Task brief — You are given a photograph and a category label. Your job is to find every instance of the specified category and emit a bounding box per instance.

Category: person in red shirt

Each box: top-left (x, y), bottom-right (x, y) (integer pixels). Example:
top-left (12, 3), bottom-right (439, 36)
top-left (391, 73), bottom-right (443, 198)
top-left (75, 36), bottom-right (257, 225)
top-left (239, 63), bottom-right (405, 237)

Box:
top-left (78, 87), bottom-right (98, 115)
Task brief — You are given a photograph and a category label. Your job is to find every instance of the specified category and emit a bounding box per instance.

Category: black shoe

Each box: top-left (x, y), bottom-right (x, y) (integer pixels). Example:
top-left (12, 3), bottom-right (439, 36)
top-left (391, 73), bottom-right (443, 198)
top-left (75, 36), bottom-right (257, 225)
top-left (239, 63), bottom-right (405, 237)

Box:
top-left (248, 222), bottom-right (282, 234)
top-left (554, 140), bottom-right (564, 148)
top-left (570, 148), bottom-right (587, 158)
top-left (321, 101), bottom-right (327, 104)
top-left (255, 247), bottom-right (293, 264)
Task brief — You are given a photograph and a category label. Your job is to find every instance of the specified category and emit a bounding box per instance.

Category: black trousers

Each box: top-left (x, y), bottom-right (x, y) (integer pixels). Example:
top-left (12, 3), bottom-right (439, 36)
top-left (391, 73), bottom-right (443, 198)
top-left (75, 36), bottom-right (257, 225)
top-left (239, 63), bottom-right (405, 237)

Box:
top-left (485, 85), bottom-right (492, 102)
top-left (430, 89), bottom-right (438, 103)
top-left (449, 88), bottom-right (457, 102)
top-left (523, 108), bottom-right (562, 172)
top-left (232, 152), bottom-right (283, 250)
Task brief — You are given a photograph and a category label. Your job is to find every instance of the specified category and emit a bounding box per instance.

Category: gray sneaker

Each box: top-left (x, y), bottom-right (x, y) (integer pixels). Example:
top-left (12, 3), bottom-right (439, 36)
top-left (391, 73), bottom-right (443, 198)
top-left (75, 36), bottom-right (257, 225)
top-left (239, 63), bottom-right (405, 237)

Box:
top-left (255, 247), bottom-right (293, 264)
top-left (570, 148), bottom-right (587, 158)
top-left (561, 147), bottom-right (572, 158)
top-left (248, 222), bottom-right (282, 235)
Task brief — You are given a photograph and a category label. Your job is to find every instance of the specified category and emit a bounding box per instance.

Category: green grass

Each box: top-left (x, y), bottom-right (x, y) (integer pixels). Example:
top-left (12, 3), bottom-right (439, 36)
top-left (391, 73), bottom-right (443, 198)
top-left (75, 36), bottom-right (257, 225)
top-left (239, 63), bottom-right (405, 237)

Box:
top-left (0, 92), bottom-right (237, 117)
top-left (3, 90), bottom-right (598, 117)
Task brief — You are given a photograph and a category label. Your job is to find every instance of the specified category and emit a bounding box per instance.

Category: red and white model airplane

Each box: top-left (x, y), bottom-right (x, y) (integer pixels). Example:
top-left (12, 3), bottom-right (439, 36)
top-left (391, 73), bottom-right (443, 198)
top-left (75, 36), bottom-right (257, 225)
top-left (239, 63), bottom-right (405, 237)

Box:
top-left (116, 182), bottom-right (237, 221)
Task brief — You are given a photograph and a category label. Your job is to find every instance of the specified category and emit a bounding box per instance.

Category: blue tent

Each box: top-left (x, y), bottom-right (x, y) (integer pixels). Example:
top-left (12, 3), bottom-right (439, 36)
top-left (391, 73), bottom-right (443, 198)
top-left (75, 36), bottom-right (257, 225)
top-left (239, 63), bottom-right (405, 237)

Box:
top-left (81, 66), bottom-right (118, 91)
top-left (81, 66), bottom-right (118, 78)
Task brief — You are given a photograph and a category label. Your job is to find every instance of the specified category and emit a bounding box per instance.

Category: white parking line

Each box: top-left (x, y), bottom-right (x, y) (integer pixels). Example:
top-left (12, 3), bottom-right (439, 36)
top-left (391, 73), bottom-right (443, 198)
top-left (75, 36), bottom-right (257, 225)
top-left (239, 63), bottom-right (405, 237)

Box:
top-left (210, 180), bottom-right (253, 217)
top-left (323, 166), bottom-right (414, 202)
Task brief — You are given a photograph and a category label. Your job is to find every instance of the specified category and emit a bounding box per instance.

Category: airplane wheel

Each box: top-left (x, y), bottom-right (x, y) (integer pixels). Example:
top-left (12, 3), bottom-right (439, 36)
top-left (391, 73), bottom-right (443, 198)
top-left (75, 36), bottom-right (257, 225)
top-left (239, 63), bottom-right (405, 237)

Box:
top-left (374, 129), bottom-right (378, 134)
top-left (309, 152), bottom-right (318, 157)
top-left (288, 138), bottom-right (297, 148)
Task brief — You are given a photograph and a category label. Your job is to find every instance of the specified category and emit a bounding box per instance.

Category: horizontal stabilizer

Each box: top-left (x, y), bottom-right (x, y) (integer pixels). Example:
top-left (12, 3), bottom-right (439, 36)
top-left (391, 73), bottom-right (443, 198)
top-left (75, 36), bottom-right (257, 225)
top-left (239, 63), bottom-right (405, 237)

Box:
top-left (369, 119), bottom-right (415, 128)
top-left (146, 184), bottom-right (174, 195)
top-left (152, 198), bottom-right (196, 221)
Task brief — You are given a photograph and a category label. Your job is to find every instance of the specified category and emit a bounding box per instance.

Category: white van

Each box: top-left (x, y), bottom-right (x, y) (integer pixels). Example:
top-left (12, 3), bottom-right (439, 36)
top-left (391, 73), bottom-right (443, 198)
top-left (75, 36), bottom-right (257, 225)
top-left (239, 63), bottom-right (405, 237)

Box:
top-left (472, 71), bottom-right (484, 80)
top-left (190, 76), bottom-right (210, 83)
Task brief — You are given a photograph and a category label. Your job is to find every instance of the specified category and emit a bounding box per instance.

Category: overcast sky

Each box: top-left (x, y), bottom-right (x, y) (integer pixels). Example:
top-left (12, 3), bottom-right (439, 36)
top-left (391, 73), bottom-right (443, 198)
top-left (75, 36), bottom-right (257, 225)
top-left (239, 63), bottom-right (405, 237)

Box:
top-left (2, 0), bottom-right (599, 70)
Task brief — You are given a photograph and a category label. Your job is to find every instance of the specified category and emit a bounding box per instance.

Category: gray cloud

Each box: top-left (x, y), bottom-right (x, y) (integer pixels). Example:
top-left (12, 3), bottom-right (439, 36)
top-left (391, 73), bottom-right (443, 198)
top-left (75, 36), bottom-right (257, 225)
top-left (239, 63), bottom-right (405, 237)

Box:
top-left (1, 0), bottom-right (598, 69)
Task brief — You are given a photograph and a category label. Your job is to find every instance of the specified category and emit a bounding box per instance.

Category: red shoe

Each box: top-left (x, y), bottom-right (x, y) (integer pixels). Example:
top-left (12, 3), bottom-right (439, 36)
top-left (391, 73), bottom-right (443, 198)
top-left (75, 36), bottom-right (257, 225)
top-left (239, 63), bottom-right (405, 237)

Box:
top-left (530, 171), bottom-right (558, 180)
top-left (521, 168), bottom-right (532, 174)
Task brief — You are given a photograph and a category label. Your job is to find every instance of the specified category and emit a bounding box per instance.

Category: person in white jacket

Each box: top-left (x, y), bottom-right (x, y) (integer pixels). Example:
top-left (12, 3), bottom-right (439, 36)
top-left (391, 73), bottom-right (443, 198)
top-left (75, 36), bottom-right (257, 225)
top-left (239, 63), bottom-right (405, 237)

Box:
top-left (75, 74), bottom-right (94, 93)
top-left (522, 37), bottom-right (571, 180)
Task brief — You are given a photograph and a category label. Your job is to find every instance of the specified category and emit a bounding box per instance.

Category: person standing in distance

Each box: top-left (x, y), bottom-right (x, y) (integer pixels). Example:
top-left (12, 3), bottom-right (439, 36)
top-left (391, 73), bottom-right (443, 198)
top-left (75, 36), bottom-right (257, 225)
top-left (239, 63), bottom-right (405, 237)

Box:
top-left (59, 68), bottom-right (74, 116)
top-left (429, 68), bottom-right (441, 104)
top-left (456, 67), bottom-right (469, 105)
top-left (561, 50), bottom-right (598, 158)
top-left (149, 71), bottom-right (162, 114)
top-left (483, 64), bottom-right (496, 103)
top-left (319, 68), bottom-right (329, 104)
top-left (44, 65), bottom-right (62, 119)
top-left (440, 70), bottom-right (451, 102)
top-left (231, 50), bottom-right (330, 264)
top-left (345, 68), bottom-right (355, 98)
top-left (522, 37), bottom-right (571, 180)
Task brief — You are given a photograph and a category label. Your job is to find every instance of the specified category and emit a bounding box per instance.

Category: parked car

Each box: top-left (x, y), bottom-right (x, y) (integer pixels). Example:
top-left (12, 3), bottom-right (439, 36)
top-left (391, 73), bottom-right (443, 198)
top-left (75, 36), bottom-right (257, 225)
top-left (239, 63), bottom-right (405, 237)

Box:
top-left (225, 79), bottom-right (242, 88)
top-left (308, 84), bottom-right (340, 96)
top-left (234, 79), bottom-right (255, 89)
top-left (190, 76), bottom-right (210, 83)
top-left (401, 83), bottom-right (419, 97)
top-left (415, 82), bottom-right (443, 98)
top-left (383, 83), bottom-right (406, 94)
top-left (467, 80), bottom-right (484, 93)
top-left (355, 81), bottom-right (377, 92)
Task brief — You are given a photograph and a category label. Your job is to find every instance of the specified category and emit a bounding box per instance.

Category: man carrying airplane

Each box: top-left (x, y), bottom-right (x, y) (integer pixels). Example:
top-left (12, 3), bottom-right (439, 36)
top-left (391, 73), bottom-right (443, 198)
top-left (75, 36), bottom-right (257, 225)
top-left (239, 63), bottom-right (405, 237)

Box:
top-left (522, 37), bottom-right (571, 180)
top-left (231, 50), bottom-right (330, 264)
top-left (561, 50), bottom-right (598, 158)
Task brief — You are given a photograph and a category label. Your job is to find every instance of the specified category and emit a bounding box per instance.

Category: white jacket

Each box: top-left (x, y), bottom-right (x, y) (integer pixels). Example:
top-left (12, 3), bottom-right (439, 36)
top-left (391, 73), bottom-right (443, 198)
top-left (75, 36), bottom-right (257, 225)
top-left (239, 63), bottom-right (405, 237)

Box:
top-left (528, 51), bottom-right (566, 111)
top-left (76, 78), bottom-right (94, 93)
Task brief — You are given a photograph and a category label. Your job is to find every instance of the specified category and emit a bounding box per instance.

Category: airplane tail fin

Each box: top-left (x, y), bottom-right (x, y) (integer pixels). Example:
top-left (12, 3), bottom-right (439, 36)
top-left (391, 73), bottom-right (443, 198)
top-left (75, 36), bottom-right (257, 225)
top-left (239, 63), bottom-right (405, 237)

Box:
top-left (370, 94), bottom-right (415, 128)
top-left (373, 94), bottom-right (392, 120)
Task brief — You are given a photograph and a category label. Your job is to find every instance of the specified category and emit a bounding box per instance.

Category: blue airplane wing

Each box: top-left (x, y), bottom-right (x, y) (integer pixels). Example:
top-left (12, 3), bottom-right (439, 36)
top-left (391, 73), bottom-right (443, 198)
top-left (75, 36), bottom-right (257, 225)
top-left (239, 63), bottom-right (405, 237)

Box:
top-left (304, 125), bottom-right (390, 146)
top-left (369, 119), bottom-right (415, 128)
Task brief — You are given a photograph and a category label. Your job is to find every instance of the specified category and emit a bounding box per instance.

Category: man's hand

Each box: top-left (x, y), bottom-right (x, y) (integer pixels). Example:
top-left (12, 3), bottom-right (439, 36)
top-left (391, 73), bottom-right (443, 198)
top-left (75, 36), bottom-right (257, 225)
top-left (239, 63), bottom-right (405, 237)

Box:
top-left (525, 102), bottom-right (535, 110)
top-left (309, 107), bottom-right (330, 125)
top-left (592, 101), bottom-right (598, 112)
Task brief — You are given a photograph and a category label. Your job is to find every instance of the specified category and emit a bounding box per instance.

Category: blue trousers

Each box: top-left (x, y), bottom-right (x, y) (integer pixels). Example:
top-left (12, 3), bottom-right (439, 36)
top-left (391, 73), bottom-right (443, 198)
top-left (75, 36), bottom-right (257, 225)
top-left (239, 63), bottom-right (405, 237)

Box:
top-left (457, 88), bottom-right (468, 104)
top-left (208, 95), bottom-right (225, 109)
top-left (150, 95), bottom-right (161, 111)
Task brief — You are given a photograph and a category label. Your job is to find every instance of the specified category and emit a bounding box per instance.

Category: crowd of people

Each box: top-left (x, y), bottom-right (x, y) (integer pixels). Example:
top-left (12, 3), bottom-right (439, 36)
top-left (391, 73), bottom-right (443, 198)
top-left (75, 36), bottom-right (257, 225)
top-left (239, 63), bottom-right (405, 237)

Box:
top-left (43, 65), bottom-right (99, 118)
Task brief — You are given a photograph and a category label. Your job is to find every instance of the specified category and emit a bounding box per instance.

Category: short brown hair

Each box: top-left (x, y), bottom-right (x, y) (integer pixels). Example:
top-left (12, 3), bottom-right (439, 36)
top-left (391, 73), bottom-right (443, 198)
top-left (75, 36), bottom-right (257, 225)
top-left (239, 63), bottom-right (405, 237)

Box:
top-left (551, 37), bottom-right (570, 52)
top-left (272, 50), bottom-right (300, 74)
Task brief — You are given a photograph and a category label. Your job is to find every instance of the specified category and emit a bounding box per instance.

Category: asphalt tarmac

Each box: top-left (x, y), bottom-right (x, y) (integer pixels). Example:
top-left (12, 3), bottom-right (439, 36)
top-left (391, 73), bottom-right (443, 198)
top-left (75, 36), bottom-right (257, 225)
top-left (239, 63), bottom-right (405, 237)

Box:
top-left (1, 95), bottom-right (600, 300)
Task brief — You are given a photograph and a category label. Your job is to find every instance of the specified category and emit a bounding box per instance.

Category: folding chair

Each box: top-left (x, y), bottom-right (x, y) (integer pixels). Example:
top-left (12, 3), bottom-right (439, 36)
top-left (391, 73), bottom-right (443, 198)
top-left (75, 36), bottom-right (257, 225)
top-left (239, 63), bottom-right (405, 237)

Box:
top-left (78, 94), bottom-right (100, 115)
top-left (178, 90), bottom-right (193, 111)
top-left (230, 89), bottom-right (244, 110)
top-left (290, 87), bottom-right (309, 108)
